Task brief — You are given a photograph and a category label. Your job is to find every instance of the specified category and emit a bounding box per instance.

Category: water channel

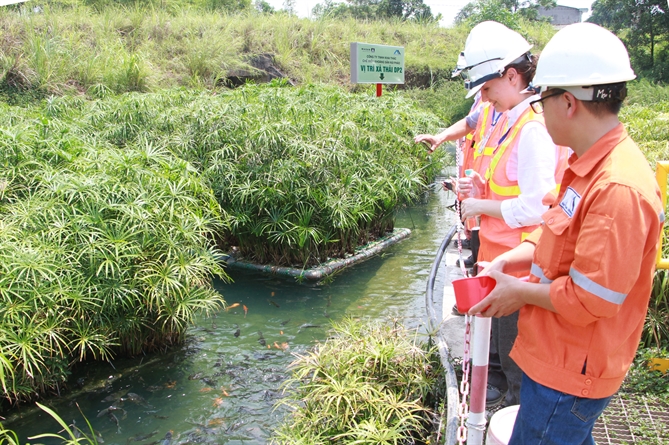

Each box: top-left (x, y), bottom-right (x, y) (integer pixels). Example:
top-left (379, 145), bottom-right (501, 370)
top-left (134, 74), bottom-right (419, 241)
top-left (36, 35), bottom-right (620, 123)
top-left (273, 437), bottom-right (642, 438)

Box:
top-left (4, 180), bottom-right (457, 445)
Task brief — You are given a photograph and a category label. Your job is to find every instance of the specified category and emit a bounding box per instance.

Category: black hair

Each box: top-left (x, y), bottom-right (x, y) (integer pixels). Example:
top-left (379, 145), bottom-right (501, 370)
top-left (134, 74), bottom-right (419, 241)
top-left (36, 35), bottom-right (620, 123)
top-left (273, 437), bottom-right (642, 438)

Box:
top-left (581, 100), bottom-right (624, 116)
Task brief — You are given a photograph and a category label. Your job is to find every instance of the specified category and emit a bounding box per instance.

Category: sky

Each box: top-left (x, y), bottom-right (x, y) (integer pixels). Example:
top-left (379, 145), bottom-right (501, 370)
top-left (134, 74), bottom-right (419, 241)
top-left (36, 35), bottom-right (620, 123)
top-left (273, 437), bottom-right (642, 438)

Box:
top-left (265, 0), bottom-right (595, 27)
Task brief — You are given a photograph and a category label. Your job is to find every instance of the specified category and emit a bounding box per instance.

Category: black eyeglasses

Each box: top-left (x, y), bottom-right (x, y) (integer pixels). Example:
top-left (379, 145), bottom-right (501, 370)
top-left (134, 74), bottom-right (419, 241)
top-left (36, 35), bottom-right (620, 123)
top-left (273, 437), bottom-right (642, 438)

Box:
top-left (529, 90), bottom-right (564, 114)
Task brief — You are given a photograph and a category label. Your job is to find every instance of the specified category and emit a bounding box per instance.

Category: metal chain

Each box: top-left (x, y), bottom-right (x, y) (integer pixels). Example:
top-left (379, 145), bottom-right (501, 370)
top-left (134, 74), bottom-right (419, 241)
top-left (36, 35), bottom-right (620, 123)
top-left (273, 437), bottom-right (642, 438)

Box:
top-left (453, 137), bottom-right (472, 444)
top-left (457, 314), bottom-right (472, 443)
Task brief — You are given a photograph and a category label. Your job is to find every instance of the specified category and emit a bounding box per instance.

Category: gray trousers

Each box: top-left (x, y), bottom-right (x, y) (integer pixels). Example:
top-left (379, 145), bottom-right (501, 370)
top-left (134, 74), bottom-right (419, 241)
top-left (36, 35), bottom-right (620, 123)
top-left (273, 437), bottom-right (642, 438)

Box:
top-left (487, 310), bottom-right (522, 406)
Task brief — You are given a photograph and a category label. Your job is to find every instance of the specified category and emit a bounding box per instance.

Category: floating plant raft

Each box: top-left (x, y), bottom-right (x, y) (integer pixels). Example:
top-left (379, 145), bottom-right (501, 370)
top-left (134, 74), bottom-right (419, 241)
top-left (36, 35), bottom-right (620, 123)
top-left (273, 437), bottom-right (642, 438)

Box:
top-left (222, 228), bottom-right (411, 281)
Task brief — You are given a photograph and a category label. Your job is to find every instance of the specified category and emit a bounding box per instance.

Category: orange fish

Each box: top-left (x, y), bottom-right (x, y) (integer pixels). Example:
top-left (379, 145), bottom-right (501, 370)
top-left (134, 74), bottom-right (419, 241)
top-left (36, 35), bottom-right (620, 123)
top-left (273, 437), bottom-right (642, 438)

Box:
top-left (199, 387), bottom-right (213, 393)
top-left (222, 389), bottom-right (229, 397)
top-left (273, 341), bottom-right (280, 349)
top-left (165, 380), bottom-right (177, 389)
top-left (225, 303), bottom-right (240, 311)
top-left (280, 330), bottom-right (283, 335)
top-left (243, 305), bottom-right (248, 317)
top-left (271, 291), bottom-right (275, 297)
top-left (213, 397), bottom-right (224, 407)
top-left (281, 342), bottom-right (289, 350)
top-left (208, 417), bottom-right (225, 427)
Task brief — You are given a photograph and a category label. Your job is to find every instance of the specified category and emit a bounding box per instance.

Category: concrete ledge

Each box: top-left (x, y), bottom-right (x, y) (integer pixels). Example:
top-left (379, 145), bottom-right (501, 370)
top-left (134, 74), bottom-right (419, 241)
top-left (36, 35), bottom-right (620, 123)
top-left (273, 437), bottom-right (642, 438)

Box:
top-left (221, 228), bottom-right (411, 281)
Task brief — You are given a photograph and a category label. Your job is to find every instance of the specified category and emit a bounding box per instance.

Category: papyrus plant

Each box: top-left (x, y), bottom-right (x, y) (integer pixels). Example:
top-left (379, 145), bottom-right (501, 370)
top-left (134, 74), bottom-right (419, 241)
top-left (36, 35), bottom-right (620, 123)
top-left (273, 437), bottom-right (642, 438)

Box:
top-left (0, 100), bottom-right (227, 402)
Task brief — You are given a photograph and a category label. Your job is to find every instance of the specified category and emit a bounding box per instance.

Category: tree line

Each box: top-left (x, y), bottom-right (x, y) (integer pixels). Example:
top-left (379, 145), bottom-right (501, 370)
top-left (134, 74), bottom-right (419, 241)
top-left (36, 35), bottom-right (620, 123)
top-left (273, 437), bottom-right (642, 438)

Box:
top-left (590, 0), bottom-right (669, 82)
top-left (305, 0), bottom-right (669, 83)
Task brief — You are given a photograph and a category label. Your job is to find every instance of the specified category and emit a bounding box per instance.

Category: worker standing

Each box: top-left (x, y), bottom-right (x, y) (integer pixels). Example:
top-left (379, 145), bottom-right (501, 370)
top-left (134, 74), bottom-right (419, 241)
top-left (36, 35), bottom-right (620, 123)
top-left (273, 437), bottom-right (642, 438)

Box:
top-left (414, 83), bottom-right (498, 268)
top-left (456, 21), bottom-right (569, 408)
top-left (470, 23), bottom-right (664, 444)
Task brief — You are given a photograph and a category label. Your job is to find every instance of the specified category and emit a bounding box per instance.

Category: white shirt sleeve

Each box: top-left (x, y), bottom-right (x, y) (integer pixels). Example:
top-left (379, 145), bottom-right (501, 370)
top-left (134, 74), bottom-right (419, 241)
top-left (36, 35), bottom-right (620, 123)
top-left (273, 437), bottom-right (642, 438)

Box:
top-left (500, 121), bottom-right (557, 228)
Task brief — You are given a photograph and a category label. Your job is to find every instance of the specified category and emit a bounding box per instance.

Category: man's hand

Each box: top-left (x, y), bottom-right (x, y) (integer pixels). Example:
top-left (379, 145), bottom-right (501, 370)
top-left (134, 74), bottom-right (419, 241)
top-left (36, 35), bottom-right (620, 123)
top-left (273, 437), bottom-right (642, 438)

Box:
top-left (468, 270), bottom-right (528, 317)
top-left (476, 259), bottom-right (503, 276)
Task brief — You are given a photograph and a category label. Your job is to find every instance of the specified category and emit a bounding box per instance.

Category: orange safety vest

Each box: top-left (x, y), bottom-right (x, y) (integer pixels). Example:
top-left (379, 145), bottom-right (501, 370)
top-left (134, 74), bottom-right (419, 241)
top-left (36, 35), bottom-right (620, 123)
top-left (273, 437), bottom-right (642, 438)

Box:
top-left (478, 107), bottom-right (569, 263)
top-left (460, 103), bottom-right (508, 232)
top-left (470, 104), bottom-right (508, 188)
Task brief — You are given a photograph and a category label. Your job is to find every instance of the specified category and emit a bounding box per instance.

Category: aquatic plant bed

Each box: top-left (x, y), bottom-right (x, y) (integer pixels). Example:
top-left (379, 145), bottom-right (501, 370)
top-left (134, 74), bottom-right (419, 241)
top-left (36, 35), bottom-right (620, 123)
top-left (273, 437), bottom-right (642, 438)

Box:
top-left (223, 228), bottom-right (411, 280)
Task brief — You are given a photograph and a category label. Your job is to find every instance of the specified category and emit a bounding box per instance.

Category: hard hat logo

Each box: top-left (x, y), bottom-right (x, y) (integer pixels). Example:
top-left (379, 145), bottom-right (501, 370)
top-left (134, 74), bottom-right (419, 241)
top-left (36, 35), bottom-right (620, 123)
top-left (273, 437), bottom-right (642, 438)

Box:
top-left (594, 84), bottom-right (627, 102)
top-left (556, 82), bottom-right (629, 103)
top-left (533, 23), bottom-right (635, 100)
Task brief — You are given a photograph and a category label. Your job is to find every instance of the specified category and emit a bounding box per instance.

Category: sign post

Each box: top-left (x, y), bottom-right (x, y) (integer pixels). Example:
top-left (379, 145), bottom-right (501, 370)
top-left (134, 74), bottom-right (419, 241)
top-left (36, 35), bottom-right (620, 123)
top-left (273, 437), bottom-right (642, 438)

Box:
top-left (350, 42), bottom-right (405, 97)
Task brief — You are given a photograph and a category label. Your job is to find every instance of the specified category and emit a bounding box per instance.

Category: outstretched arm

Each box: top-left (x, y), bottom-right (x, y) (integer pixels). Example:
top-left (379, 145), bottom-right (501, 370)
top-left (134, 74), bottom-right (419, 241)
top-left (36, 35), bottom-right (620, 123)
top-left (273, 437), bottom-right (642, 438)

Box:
top-left (414, 118), bottom-right (472, 153)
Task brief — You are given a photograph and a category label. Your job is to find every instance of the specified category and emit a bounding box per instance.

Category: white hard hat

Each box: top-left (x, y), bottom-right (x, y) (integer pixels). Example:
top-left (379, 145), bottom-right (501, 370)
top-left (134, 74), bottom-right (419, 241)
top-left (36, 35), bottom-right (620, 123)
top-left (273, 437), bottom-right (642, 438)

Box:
top-left (460, 21), bottom-right (533, 98)
top-left (532, 23), bottom-right (636, 101)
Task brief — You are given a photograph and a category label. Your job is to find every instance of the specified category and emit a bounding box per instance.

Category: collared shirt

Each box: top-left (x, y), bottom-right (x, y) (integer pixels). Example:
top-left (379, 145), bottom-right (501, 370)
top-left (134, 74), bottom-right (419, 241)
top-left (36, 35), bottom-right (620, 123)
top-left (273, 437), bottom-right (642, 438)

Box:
top-left (512, 124), bottom-right (664, 399)
top-left (498, 96), bottom-right (560, 228)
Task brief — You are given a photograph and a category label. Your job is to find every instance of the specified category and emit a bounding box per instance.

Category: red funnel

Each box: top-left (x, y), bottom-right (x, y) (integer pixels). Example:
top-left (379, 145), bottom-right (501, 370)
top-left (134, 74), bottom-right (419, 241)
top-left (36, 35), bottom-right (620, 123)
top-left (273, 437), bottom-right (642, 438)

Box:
top-left (452, 275), bottom-right (496, 313)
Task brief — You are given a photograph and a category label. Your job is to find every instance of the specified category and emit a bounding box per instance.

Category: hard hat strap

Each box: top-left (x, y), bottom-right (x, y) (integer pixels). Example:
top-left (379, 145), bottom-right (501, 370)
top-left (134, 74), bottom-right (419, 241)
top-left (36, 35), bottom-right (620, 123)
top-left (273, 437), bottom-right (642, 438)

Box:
top-left (464, 71), bottom-right (503, 90)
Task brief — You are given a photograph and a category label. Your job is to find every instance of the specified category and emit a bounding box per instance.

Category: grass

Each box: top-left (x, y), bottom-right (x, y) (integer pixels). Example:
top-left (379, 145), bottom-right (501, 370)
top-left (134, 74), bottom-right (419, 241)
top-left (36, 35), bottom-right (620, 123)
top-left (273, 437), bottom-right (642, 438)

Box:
top-left (0, 402), bottom-right (100, 445)
top-left (271, 318), bottom-right (445, 445)
top-left (404, 80), bottom-right (473, 127)
top-left (623, 80), bottom-right (669, 168)
top-left (0, 2), bottom-right (557, 96)
top-left (623, 81), bottom-right (669, 351)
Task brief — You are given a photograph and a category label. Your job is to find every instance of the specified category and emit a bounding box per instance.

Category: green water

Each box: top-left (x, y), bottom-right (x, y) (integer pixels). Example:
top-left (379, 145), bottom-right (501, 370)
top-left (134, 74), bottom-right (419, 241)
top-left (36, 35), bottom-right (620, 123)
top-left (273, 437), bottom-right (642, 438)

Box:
top-left (2, 183), bottom-right (456, 445)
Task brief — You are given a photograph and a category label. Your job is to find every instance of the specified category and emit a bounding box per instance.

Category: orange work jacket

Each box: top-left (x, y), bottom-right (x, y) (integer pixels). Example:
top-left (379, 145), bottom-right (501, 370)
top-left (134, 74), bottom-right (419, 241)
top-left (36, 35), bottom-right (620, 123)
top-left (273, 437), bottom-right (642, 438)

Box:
top-left (477, 108), bottom-right (569, 262)
top-left (512, 124), bottom-right (664, 399)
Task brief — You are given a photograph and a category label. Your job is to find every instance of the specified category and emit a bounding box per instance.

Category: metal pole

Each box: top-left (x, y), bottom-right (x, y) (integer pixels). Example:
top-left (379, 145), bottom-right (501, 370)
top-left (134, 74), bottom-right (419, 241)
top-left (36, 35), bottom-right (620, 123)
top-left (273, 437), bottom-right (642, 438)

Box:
top-left (467, 315), bottom-right (491, 445)
top-left (655, 161), bottom-right (669, 269)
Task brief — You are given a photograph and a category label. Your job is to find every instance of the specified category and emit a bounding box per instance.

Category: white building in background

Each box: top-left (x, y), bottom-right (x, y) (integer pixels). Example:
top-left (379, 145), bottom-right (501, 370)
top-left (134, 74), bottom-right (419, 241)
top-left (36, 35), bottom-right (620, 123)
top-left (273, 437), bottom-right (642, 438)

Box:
top-left (538, 5), bottom-right (589, 27)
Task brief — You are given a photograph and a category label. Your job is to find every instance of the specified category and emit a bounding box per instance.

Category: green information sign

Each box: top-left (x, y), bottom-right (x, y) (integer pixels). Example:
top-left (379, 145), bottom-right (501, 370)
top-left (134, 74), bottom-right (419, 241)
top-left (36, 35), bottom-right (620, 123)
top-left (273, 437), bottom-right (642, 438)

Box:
top-left (350, 42), bottom-right (405, 84)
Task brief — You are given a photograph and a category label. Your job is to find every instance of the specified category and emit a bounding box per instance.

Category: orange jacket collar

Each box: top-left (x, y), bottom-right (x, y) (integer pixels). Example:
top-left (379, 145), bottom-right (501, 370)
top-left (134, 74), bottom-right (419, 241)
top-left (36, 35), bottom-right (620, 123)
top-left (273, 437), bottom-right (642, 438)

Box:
top-left (569, 123), bottom-right (627, 178)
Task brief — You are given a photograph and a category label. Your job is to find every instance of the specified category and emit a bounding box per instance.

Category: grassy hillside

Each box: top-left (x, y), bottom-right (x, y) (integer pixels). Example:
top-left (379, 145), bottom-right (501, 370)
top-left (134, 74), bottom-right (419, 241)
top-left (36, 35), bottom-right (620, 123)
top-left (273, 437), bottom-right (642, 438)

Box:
top-left (0, 2), bottom-right (555, 94)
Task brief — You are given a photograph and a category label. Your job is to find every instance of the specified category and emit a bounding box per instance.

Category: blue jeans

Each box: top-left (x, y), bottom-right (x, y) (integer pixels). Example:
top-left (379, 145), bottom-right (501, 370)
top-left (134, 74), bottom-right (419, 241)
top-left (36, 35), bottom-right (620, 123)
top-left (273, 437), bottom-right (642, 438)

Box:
top-left (509, 373), bottom-right (612, 445)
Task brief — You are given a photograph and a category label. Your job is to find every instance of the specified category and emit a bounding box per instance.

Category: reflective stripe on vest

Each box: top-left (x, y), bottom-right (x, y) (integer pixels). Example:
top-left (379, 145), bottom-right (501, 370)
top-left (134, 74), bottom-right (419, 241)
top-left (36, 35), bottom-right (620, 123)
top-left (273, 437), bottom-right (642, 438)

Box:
top-left (484, 109), bottom-right (534, 196)
top-left (473, 106), bottom-right (491, 159)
